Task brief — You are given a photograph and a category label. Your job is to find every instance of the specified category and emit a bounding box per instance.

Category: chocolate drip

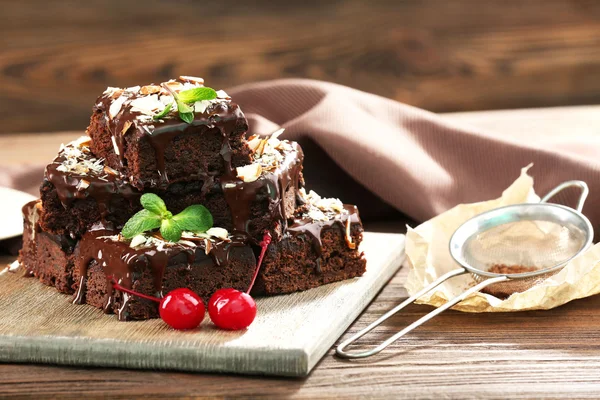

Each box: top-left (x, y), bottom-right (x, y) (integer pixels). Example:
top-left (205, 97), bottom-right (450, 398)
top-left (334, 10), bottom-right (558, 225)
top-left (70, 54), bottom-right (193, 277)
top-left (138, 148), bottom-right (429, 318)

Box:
top-left (288, 204), bottom-right (361, 258)
top-left (95, 85), bottom-right (243, 188)
top-left (45, 155), bottom-right (141, 229)
top-left (220, 142), bottom-right (304, 241)
top-left (73, 230), bottom-right (243, 320)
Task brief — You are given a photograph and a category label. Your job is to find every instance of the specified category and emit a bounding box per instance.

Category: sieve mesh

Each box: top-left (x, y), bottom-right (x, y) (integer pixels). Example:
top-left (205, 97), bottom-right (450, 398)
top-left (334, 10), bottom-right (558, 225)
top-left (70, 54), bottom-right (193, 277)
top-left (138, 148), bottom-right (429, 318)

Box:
top-left (462, 219), bottom-right (588, 298)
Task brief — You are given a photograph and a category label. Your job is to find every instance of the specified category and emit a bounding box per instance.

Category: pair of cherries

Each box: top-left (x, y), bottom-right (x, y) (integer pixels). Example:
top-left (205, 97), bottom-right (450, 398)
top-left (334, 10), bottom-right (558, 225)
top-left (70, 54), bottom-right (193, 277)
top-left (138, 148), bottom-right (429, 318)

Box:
top-left (111, 232), bottom-right (271, 331)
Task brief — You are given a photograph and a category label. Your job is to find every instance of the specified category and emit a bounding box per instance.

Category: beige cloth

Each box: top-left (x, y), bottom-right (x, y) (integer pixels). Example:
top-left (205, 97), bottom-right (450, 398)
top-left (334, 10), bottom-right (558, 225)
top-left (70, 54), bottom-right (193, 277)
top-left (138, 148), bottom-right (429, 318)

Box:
top-left (3, 79), bottom-right (600, 228)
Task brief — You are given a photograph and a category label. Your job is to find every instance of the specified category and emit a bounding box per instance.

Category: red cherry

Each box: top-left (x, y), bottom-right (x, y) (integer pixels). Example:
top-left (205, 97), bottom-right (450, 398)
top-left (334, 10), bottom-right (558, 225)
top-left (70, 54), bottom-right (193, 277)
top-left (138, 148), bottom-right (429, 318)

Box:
top-left (159, 288), bottom-right (205, 330)
top-left (208, 288), bottom-right (257, 330)
top-left (108, 277), bottom-right (205, 330)
top-left (207, 231), bottom-right (272, 331)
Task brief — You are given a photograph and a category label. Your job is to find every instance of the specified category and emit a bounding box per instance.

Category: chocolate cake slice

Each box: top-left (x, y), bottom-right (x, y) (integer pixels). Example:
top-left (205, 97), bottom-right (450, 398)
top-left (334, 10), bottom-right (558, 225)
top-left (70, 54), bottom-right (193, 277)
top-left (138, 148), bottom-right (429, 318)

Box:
top-left (87, 76), bottom-right (251, 190)
top-left (73, 229), bottom-right (256, 320)
top-left (21, 200), bottom-right (256, 321)
top-left (40, 134), bottom-right (304, 242)
top-left (20, 200), bottom-right (77, 294)
top-left (254, 190), bottom-right (366, 295)
top-left (40, 137), bottom-right (142, 238)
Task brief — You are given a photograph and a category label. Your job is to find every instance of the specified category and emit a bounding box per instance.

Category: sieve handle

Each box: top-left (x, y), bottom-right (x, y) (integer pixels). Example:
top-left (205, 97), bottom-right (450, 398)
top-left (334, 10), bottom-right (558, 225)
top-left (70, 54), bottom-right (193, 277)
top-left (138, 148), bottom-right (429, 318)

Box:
top-left (336, 268), bottom-right (467, 359)
top-left (540, 180), bottom-right (589, 212)
top-left (336, 273), bottom-right (509, 359)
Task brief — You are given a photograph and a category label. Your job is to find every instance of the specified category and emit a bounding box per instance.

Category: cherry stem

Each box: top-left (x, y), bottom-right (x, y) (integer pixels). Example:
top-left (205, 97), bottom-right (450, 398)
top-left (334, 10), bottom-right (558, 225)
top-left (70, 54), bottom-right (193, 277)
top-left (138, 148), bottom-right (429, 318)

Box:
top-left (107, 275), bottom-right (161, 303)
top-left (246, 231), bottom-right (272, 294)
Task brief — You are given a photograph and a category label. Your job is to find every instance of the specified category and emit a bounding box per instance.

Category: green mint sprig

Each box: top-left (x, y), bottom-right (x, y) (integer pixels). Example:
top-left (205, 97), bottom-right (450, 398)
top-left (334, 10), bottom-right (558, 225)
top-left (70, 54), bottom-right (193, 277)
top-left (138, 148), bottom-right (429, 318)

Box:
top-left (122, 193), bottom-right (213, 242)
top-left (152, 102), bottom-right (172, 120)
top-left (157, 84), bottom-right (218, 124)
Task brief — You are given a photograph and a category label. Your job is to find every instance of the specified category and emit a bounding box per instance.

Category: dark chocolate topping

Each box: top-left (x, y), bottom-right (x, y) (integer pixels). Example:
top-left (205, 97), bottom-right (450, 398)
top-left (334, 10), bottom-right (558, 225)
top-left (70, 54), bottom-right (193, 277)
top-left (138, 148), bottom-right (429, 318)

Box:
top-left (220, 142), bottom-right (304, 242)
top-left (288, 204), bottom-right (361, 257)
top-left (94, 79), bottom-right (244, 188)
top-left (44, 143), bottom-right (141, 230)
top-left (73, 230), bottom-right (246, 320)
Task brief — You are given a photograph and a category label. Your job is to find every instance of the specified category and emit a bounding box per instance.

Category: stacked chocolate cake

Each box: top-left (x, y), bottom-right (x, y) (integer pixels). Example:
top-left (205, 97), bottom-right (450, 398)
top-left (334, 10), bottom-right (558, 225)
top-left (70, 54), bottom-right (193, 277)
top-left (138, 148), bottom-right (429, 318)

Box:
top-left (19, 76), bottom-right (366, 321)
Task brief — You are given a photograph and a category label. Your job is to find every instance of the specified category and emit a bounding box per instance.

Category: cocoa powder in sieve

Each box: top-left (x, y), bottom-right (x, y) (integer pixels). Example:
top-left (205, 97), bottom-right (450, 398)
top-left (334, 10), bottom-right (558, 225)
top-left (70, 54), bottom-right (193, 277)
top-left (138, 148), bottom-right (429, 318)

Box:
top-left (488, 264), bottom-right (538, 274)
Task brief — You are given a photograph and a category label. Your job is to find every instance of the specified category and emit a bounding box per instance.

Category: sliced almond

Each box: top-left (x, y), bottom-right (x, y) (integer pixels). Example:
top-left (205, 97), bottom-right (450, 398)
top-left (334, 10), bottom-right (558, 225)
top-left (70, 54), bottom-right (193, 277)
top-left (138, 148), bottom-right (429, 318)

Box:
top-left (111, 136), bottom-right (120, 156)
top-left (216, 90), bottom-right (230, 99)
top-left (121, 120), bottom-right (132, 135)
top-left (275, 140), bottom-right (293, 152)
top-left (76, 179), bottom-right (90, 190)
top-left (180, 76), bottom-right (205, 85)
top-left (150, 231), bottom-right (164, 240)
top-left (125, 85), bottom-right (141, 93)
top-left (255, 139), bottom-right (267, 157)
top-left (129, 234), bottom-right (148, 248)
top-left (130, 95), bottom-right (163, 116)
top-left (236, 163), bottom-right (262, 183)
top-left (140, 85), bottom-right (162, 95)
top-left (204, 238), bottom-right (212, 255)
top-left (110, 89), bottom-right (124, 99)
top-left (72, 136), bottom-right (91, 149)
top-left (103, 87), bottom-right (123, 99)
top-left (164, 80), bottom-right (184, 91)
top-left (194, 100), bottom-right (211, 114)
top-left (271, 128), bottom-right (285, 140)
top-left (109, 95), bottom-right (128, 119)
top-left (247, 135), bottom-right (262, 153)
top-left (103, 165), bottom-right (119, 176)
top-left (345, 218), bottom-right (356, 249)
top-left (206, 227), bottom-right (229, 241)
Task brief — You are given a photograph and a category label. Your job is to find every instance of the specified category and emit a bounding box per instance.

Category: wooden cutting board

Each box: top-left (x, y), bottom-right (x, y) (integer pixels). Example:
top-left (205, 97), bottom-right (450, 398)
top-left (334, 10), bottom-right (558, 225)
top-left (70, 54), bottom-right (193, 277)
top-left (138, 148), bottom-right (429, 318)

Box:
top-left (0, 232), bottom-right (405, 376)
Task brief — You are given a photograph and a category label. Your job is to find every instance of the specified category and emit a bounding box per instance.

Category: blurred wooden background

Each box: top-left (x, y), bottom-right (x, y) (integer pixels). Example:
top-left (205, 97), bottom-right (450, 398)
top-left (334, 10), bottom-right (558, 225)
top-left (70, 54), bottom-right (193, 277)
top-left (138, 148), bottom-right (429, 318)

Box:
top-left (2, 0), bottom-right (600, 134)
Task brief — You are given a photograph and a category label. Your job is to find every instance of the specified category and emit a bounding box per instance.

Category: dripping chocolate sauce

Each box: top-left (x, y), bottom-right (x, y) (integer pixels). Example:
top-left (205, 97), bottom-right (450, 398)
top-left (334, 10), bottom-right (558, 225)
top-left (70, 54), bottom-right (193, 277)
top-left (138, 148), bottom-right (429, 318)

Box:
top-left (73, 230), bottom-right (245, 321)
top-left (288, 204), bottom-right (362, 260)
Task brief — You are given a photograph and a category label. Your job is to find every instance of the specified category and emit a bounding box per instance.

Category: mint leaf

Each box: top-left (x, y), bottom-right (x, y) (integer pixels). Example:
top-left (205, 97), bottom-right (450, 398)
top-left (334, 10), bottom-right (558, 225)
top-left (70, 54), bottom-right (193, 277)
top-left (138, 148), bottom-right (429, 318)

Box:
top-left (179, 111), bottom-right (194, 124)
top-left (153, 102), bottom-right (173, 120)
top-left (160, 219), bottom-right (182, 242)
top-left (176, 100), bottom-right (194, 113)
top-left (176, 100), bottom-right (195, 124)
top-left (140, 193), bottom-right (168, 217)
top-left (177, 87), bottom-right (217, 103)
top-left (172, 204), bottom-right (213, 233)
top-left (122, 209), bottom-right (162, 239)
top-left (121, 192), bottom-right (213, 242)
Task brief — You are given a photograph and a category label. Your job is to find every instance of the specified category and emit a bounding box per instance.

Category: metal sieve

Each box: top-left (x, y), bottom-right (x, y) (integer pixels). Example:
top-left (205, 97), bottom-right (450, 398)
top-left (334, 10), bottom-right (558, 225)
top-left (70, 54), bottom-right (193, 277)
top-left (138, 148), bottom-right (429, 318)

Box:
top-left (337, 180), bottom-right (593, 359)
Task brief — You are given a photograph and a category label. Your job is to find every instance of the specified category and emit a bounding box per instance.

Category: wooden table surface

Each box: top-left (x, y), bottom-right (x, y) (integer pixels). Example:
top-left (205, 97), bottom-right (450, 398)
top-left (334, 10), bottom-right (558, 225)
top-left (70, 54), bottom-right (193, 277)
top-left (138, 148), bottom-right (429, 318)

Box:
top-left (2, 106), bottom-right (600, 399)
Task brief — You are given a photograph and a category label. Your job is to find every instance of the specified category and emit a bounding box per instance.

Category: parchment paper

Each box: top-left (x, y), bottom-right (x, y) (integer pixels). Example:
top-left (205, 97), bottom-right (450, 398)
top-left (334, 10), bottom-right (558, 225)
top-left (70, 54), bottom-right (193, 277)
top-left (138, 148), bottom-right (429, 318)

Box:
top-left (405, 166), bottom-right (600, 312)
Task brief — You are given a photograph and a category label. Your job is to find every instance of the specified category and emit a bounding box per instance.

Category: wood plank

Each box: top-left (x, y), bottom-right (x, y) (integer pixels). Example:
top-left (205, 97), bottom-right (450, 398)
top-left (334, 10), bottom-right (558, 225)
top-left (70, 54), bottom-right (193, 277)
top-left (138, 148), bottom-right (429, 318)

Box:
top-left (2, 0), bottom-right (600, 133)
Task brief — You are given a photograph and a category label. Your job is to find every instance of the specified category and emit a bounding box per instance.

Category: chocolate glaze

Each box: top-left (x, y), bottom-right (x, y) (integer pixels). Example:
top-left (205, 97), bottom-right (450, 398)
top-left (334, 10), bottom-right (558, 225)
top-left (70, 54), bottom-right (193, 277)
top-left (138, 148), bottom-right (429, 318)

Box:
top-left (220, 142), bottom-right (304, 242)
top-left (94, 80), bottom-right (245, 188)
top-left (288, 204), bottom-right (361, 258)
top-left (45, 151), bottom-right (141, 230)
top-left (73, 230), bottom-right (246, 320)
